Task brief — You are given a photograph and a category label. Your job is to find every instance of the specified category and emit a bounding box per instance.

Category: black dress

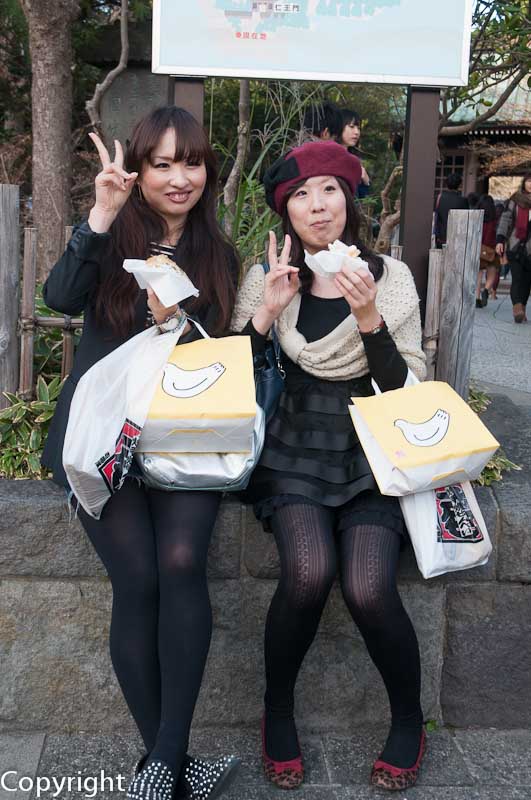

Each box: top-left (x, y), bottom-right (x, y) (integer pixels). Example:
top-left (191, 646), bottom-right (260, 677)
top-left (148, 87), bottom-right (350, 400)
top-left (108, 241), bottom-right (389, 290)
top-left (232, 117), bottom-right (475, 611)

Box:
top-left (243, 293), bottom-right (409, 541)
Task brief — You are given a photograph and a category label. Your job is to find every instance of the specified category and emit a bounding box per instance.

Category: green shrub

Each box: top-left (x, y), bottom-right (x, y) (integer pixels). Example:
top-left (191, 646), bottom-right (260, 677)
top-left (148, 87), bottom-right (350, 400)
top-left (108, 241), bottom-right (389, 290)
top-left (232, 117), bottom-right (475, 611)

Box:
top-left (0, 376), bottom-right (64, 479)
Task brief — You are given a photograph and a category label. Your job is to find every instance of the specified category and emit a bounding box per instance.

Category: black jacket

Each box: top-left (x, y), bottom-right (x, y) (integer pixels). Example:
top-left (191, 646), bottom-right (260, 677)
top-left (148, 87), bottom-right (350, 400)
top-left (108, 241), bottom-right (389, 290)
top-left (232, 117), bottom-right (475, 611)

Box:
top-left (41, 221), bottom-right (257, 488)
top-left (434, 190), bottom-right (469, 244)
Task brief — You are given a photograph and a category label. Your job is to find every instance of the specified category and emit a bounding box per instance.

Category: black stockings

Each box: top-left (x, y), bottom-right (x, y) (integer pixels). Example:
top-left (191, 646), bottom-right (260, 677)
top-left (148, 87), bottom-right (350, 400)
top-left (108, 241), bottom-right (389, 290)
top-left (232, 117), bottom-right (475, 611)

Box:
top-left (77, 480), bottom-right (221, 773)
top-left (265, 503), bottom-right (423, 768)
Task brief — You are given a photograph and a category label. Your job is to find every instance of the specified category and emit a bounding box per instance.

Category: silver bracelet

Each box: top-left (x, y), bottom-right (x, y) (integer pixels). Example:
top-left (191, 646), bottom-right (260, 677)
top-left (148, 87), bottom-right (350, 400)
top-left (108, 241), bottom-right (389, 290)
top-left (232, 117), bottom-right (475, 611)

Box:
top-left (158, 309), bottom-right (187, 333)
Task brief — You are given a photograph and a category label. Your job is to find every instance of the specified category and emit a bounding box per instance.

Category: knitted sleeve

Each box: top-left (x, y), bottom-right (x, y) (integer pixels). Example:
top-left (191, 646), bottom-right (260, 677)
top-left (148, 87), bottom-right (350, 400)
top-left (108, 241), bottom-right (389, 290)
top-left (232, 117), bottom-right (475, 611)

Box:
top-left (230, 263), bottom-right (266, 332)
top-left (385, 259), bottom-right (427, 382)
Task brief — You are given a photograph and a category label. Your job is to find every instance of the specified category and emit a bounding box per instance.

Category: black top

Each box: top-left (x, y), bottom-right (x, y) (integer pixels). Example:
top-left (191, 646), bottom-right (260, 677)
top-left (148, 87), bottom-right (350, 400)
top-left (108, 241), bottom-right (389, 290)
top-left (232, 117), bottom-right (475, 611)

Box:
top-left (435, 190), bottom-right (469, 243)
top-left (41, 221), bottom-right (261, 488)
top-left (243, 290), bottom-right (410, 536)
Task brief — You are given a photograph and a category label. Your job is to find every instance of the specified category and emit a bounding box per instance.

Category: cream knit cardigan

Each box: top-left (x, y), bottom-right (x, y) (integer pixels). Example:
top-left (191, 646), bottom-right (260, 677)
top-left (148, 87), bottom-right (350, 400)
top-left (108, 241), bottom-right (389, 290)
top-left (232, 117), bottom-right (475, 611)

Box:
top-left (231, 256), bottom-right (427, 382)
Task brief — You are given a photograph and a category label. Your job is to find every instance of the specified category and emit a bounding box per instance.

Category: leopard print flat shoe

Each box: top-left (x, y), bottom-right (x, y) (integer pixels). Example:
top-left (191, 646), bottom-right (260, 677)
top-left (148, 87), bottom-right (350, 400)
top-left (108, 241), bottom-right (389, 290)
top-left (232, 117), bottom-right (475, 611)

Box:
top-left (370, 728), bottom-right (426, 791)
top-left (261, 714), bottom-right (304, 790)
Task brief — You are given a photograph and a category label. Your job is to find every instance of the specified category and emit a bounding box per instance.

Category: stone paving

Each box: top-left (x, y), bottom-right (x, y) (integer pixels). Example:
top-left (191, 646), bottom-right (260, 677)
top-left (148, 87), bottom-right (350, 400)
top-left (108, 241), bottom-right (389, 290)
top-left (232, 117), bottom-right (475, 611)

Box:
top-left (1, 727), bottom-right (531, 800)
top-left (471, 288), bottom-right (531, 396)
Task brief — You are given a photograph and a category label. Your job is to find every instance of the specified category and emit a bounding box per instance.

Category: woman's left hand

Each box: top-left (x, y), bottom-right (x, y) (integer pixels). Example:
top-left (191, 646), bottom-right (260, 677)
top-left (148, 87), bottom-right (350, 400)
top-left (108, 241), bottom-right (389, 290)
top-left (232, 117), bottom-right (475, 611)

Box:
top-left (147, 287), bottom-right (181, 325)
top-left (334, 264), bottom-right (381, 331)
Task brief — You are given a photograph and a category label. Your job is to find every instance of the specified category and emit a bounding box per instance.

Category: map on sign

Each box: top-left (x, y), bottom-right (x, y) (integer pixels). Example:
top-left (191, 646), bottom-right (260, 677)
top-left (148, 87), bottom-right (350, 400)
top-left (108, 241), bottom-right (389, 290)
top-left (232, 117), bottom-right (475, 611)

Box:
top-left (153, 0), bottom-right (472, 86)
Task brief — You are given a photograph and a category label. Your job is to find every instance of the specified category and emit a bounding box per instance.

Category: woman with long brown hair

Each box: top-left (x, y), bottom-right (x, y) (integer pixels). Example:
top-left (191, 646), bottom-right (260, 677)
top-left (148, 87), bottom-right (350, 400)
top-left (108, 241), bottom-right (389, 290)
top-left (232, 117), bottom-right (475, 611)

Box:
top-left (41, 106), bottom-right (250, 800)
top-left (231, 140), bottom-right (427, 792)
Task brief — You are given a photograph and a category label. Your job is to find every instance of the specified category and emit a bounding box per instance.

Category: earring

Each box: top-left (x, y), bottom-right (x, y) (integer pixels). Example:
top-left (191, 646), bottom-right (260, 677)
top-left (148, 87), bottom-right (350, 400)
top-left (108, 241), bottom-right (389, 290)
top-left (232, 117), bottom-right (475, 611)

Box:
top-left (136, 184), bottom-right (145, 202)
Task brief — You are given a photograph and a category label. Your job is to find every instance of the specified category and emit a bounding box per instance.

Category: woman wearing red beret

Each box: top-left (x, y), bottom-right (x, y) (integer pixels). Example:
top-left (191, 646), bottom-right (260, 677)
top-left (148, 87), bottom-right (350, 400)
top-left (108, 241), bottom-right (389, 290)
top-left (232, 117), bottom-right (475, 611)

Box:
top-left (231, 141), bottom-right (427, 792)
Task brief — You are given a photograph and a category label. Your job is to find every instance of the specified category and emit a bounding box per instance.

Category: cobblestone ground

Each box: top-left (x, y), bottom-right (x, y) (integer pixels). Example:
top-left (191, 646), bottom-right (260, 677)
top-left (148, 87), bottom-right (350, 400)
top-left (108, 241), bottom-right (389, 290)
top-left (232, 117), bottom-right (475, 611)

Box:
top-left (472, 284), bottom-right (531, 400)
top-left (1, 728), bottom-right (531, 800)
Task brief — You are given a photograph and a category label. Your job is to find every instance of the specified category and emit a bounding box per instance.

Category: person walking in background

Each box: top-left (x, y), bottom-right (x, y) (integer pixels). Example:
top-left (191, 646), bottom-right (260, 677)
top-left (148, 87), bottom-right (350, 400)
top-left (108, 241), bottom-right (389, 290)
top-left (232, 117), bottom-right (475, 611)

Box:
top-left (434, 173), bottom-right (469, 248)
top-left (496, 173), bottom-right (531, 323)
top-left (475, 194), bottom-right (499, 308)
top-left (338, 108), bottom-right (371, 199)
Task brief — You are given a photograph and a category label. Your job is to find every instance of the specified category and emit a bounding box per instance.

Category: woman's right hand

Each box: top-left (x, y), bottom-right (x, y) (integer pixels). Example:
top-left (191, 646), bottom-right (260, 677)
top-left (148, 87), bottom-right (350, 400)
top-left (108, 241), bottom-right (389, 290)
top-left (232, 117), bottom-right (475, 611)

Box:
top-left (495, 243), bottom-right (505, 257)
top-left (251, 231), bottom-right (300, 335)
top-left (87, 132), bottom-right (138, 232)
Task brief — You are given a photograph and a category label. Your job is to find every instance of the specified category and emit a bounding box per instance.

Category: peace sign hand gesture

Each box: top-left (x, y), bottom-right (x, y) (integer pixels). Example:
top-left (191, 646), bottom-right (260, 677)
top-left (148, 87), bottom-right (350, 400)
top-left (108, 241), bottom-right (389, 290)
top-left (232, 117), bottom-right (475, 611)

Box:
top-left (87, 132), bottom-right (138, 233)
top-left (251, 232), bottom-right (300, 335)
top-left (262, 232), bottom-right (300, 316)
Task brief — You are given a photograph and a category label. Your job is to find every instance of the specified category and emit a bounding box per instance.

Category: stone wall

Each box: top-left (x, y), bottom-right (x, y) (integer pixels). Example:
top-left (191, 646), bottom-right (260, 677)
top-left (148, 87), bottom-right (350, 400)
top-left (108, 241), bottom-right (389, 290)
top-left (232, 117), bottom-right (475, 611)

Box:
top-left (1, 404), bottom-right (530, 736)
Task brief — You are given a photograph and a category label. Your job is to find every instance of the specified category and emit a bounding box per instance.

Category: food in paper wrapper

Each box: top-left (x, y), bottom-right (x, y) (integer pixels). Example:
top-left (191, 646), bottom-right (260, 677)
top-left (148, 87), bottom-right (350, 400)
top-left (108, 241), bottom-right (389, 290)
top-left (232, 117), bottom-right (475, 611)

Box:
top-left (304, 239), bottom-right (371, 279)
top-left (123, 255), bottom-right (199, 307)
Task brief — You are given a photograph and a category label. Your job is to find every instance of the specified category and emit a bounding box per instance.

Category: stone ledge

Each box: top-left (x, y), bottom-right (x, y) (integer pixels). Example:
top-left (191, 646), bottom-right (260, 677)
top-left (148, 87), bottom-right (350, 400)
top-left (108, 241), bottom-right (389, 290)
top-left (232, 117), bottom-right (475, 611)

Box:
top-left (441, 584), bottom-right (531, 728)
top-left (0, 481), bottom-right (242, 580)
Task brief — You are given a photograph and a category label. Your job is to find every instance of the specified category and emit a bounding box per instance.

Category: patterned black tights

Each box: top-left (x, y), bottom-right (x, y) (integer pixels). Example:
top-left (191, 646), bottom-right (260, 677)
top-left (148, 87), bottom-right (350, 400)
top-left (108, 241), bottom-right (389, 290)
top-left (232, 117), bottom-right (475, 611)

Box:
top-left (264, 503), bottom-right (423, 768)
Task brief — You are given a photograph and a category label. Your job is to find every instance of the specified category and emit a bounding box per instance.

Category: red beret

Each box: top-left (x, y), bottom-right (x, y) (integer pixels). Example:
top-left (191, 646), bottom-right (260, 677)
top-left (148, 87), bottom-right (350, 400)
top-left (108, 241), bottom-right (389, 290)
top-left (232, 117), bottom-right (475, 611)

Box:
top-left (263, 141), bottom-right (362, 214)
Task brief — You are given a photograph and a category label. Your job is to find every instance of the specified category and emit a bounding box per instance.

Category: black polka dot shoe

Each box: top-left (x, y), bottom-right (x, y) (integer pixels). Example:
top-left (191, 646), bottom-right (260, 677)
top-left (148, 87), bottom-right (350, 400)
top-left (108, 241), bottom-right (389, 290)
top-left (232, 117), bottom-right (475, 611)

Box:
top-left (177, 754), bottom-right (241, 800)
top-left (126, 759), bottom-right (176, 800)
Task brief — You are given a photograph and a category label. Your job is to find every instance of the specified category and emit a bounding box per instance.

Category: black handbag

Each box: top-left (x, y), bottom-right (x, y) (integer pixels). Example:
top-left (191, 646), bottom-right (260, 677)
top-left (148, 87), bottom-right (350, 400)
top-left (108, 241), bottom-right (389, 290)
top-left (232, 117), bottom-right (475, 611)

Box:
top-left (254, 263), bottom-right (285, 422)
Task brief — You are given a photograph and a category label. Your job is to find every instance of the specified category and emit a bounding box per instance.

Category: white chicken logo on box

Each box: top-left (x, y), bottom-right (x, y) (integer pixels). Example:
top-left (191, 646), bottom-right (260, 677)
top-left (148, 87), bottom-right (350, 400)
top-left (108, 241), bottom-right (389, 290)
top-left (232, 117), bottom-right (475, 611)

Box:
top-left (162, 361), bottom-right (226, 399)
top-left (394, 409), bottom-right (450, 448)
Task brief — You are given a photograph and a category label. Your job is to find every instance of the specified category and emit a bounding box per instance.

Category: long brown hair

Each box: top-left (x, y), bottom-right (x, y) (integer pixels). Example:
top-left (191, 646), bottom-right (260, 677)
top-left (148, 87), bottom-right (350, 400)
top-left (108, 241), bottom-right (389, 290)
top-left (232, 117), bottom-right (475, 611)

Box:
top-left (281, 177), bottom-right (384, 293)
top-left (95, 106), bottom-right (239, 336)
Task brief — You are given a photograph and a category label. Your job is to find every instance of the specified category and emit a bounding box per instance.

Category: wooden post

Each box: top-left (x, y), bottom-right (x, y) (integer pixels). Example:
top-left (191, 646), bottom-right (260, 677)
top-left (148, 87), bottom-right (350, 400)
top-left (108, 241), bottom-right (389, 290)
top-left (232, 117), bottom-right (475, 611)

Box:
top-left (399, 87), bottom-right (440, 320)
top-left (423, 248), bottom-right (444, 381)
top-left (0, 185), bottom-right (20, 409)
top-left (172, 78), bottom-right (205, 124)
top-left (436, 209), bottom-right (484, 398)
top-left (18, 228), bottom-right (38, 398)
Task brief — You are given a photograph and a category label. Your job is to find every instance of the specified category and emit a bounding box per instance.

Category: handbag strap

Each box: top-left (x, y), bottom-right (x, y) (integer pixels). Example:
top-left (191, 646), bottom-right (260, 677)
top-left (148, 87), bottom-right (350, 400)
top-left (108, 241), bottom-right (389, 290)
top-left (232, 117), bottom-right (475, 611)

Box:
top-left (185, 316), bottom-right (210, 339)
top-left (261, 263), bottom-right (285, 377)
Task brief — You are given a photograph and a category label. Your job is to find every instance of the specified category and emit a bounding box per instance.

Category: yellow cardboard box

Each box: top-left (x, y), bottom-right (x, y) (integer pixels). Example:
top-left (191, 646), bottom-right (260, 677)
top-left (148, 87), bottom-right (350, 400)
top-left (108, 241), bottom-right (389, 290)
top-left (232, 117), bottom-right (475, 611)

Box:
top-left (137, 335), bottom-right (256, 453)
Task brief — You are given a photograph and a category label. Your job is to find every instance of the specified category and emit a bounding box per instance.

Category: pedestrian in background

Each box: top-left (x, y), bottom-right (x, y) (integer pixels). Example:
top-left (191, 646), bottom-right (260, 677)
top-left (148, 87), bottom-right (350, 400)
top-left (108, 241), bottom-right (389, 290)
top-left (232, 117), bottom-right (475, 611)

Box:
top-left (475, 194), bottom-right (498, 308)
top-left (496, 173), bottom-right (531, 323)
top-left (434, 173), bottom-right (469, 248)
top-left (337, 108), bottom-right (371, 199)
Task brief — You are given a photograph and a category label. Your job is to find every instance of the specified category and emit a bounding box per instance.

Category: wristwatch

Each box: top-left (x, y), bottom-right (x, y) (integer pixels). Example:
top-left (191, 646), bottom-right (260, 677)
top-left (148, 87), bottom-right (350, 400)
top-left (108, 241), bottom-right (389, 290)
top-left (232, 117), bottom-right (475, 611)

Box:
top-left (158, 309), bottom-right (187, 333)
top-left (360, 316), bottom-right (386, 336)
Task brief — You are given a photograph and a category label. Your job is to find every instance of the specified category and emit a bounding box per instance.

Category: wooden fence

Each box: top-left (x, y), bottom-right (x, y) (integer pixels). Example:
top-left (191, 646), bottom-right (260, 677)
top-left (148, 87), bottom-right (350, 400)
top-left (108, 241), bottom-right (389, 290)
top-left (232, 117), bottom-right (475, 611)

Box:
top-left (0, 181), bottom-right (483, 409)
top-left (18, 225), bottom-right (82, 400)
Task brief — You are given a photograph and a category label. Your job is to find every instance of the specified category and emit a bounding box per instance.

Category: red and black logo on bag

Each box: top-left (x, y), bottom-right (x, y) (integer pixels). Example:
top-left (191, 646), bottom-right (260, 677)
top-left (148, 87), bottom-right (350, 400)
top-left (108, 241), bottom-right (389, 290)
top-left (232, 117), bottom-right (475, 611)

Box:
top-left (435, 485), bottom-right (484, 544)
top-left (96, 419), bottom-right (142, 495)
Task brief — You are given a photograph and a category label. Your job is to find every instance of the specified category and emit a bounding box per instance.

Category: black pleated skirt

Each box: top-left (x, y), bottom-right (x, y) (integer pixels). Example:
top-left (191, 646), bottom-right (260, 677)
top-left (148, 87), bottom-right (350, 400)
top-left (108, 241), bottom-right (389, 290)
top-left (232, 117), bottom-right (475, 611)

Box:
top-left (243, 374), bottom-right (406, 540)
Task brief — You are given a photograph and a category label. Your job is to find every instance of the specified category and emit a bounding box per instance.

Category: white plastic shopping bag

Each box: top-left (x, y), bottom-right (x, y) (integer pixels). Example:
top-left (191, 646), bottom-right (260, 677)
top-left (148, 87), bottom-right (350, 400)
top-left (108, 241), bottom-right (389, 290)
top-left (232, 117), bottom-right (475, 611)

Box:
top-left (63, 321), bottom-right (186, 519)
top-left (349, 374), bottom-right (499, 495)
top-left (400, 482), bottom-right (492, 579)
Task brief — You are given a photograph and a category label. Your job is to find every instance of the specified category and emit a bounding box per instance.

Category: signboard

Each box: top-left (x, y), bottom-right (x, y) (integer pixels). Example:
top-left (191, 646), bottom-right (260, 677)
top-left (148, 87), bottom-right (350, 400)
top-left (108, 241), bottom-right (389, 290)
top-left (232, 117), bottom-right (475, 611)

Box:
top-left (153, 0), bottom-right (472, 87)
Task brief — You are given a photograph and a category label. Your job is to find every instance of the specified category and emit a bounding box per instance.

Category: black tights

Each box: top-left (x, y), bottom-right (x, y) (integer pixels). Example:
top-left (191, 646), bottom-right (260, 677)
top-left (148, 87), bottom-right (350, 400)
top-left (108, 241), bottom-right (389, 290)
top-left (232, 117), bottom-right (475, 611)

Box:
top-left (264, 503), bottom-right (423, 768)
top-left (77, 480), bottom-right (221, 774)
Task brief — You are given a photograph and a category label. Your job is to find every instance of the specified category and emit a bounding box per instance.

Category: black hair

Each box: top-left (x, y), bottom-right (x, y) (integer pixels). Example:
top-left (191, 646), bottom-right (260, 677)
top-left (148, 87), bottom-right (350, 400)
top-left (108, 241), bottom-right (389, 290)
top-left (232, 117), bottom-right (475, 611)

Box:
top-left (476, 194), bottom-right (496, 223)
top-left (340, 108), bottom-right (361, 127)
top-left (302, 102), bottom-right (343, 139)
top-left (467, 192), bottom-right (480, 209)
top-left (446, 173), bottom-right (463, 191)
top-left (521, 173), bottom-right (531, 192)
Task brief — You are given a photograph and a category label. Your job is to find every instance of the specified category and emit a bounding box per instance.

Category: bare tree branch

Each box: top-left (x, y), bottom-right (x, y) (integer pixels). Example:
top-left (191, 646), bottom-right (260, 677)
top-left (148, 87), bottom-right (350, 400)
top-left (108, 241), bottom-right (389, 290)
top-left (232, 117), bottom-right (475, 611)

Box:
top-left (439, 67), bottom-right (527, 136)
top-left (85, 0), bottom-right (129, 132)
top-left (223, 79), bottom-right (251, 238)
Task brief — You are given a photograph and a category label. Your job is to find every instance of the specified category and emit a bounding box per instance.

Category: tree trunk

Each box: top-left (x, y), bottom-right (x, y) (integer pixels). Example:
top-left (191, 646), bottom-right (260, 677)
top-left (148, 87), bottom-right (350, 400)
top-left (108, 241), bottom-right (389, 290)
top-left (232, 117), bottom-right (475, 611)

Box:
top-left (20, 0), bottom-right (80, 280)
top-left (223, 79), bottom-right (251, 239)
